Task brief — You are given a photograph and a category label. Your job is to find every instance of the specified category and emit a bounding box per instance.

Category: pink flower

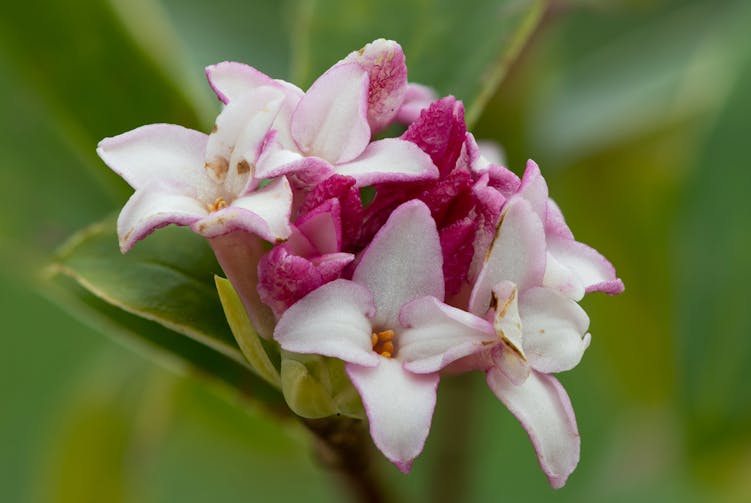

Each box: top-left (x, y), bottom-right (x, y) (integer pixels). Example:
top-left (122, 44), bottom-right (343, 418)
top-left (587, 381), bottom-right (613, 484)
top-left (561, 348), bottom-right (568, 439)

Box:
top-left (274, 201), bottom-right (496, 471)
top-left (206, 40), bottom-right (439, 188)
top-left (97, 86), bottom-right (293, 252)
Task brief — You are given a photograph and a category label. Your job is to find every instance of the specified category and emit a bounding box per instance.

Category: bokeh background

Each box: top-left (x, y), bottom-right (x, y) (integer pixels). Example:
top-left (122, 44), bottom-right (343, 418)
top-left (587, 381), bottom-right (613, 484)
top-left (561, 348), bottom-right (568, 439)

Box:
top-left (2, 0), bottom-right (750, 501)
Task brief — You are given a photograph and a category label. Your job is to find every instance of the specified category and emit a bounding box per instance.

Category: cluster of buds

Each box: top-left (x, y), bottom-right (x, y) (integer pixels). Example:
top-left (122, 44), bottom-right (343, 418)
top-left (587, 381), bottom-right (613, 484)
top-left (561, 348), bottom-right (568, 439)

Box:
top-left (97, 39), bottom-right (622, 488)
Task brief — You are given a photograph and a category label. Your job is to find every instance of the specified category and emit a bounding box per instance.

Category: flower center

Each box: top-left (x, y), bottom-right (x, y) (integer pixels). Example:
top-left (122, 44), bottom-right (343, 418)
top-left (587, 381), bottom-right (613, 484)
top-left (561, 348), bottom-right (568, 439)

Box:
top-left (207, 197), bottom-right (228, 213)
top-left (371, 329), bottom-right (396, 358)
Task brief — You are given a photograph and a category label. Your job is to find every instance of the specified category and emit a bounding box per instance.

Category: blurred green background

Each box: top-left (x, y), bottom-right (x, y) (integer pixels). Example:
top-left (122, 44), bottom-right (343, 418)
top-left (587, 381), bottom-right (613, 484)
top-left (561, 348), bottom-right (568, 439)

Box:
top-left (2, 0), bottom-right (750, 501)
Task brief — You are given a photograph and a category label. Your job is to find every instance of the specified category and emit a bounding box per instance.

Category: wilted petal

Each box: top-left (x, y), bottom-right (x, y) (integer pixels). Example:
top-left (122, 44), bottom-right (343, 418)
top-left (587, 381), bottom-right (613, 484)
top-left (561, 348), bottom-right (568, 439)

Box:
top-left (118, 188), bottom-right (206, 252)
top-left (400, 296), bottom-right (496, 374)
top-left (486, 368), bottom-right (579, 489)
top-left (97, 124), bottom-right (209, 191)
top-left (335, 138), bottom-right (438, 186)
top-left (347, 358), bottom-right (438, 472)
top-left (354, 200), bottom-right (444, 328)
top-left (491, 280), bottom-right (524, 359)
top-left (490, 345), bottom-right (530, 386)
top-left (520, 287), bottom-right (591, 373)
top-left (469, 198), bottom-right (546, 316)
top-left (291, 63), bottom-right (370, 163)
top-left (274, 279), bottom-right (379, 366)
top-left (342, 39), bottom-right (408, 133)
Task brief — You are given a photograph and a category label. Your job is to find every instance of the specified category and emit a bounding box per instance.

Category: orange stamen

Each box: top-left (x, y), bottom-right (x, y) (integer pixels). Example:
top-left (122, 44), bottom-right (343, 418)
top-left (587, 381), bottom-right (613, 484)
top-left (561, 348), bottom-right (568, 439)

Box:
top-left (371, 329), bottom-right (397, 358)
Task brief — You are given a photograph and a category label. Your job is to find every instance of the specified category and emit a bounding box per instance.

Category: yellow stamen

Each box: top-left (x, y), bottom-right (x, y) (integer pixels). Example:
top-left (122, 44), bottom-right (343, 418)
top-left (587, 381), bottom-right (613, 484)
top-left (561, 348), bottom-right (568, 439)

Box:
top-left (371, 329), bottom-right (397, 358)
top-left (207, 197), bottom-right (228, 213)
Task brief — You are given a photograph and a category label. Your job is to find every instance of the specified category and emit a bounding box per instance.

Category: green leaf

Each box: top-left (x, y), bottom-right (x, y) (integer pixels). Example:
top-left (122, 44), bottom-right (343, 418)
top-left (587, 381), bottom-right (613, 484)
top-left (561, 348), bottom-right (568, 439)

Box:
top-left (292, 0), bottom-right (546, 125)
top-left (45, 218), bottom-right (284, 407)
top-left (215, 276), bottom-right (282, 389)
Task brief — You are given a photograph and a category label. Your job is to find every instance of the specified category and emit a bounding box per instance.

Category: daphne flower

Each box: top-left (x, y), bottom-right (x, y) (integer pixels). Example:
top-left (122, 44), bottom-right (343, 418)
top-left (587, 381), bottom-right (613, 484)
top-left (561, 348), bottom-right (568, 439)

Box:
top-left (274, 200), bottom-right (496, 471)
top-left (97, 85), bottom-right (293, 252)
top-left (467, 194), bottom-right (594, 488)
top-left (206, 40), bottom-right (439, 188)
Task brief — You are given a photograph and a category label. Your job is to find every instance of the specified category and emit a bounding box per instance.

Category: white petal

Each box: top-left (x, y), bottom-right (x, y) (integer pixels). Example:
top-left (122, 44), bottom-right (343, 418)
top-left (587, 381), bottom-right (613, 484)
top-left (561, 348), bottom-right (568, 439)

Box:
top-left (543, 251), bottom-right (586, 301)
top-left (469, 197), bottom-right (546, 316)
top-left (547, 237), bottom-right (624, 296)
top-left (205, 62), bottom-right (278, 103)
top-left (347, 359), bottom-right (438, 472)
top-left (335, 138), bottom-right (438, 187)
top-left (274, 279), bottom-right (379, 367)
top-left (117, 188), bottom-right (206, 252)
top-left (97, 124), bottom-right (209, 191)
top-left (353, 200), bottom-right (444, 328)
top-left (192, 176), bottom-right (292, 241)
top-left (486, 368), bottom-right (579, 489)
top-left (517, 160), bottom-right (548, 221)
top-left (520, 287), bottom-right (591, 373)
top-left (399, 296), bottom-right (497, 374)
top-left (490, 345), bottom-right (530, 385)
top-left (291, 63), bottom-right (370, 163)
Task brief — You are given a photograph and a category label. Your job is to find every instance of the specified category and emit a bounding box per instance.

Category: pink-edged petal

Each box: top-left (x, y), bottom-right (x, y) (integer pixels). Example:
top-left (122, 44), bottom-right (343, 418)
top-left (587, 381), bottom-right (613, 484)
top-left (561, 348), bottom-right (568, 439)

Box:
top-left (486, 368), bottom-right (580, 489)
top-left (543, 251), bottom-right (586, 301)
top-left (256, 144), bottom-right (334, 183)
top-left (274, 279), bottom-right (379, 366)
top-left (347, 359), bottom-right (438, 472)
top-left (193, 177), bottom-right (292, 241)
top-left (545, 199), bottom-right (574, 240)
top-left (295, 198), bottom-right (342, 254)
top-left (205, 62), bottom-right (277, 103)
top-left (342, 39), bottom-right (408, 133)
top-left (117, 188), bottom-right (206, 252)
top-left (491, 281), bottom-right (525, 359)
top-left (517, 160), bottom-right (549, 221)
top-left (291, 63), bottom-right (370, 163)
top-left (396, 83), bottom-right (437, 124)
top-left (520, 287), bottom-right (591, 374)
top-left (547, 237), bottom-right (624, 296)
top-left (399, 296), bottom-right (496, 374)
top-left (354, 200), bottom-right (444, 328)
top-left (469, 197), bottom-right (546, 316)
top-left (312, 252), bottom-right (354, 280)
top-left (97, 124), bottom-right (209, 191)
top-left (335, 138), bottom-right (438, 187)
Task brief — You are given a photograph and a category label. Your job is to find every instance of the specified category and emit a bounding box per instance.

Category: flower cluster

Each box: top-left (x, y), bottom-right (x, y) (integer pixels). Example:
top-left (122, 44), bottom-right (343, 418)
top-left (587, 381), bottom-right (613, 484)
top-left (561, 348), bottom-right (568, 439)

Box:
top-left (98, 39), bottom-right (622, 488)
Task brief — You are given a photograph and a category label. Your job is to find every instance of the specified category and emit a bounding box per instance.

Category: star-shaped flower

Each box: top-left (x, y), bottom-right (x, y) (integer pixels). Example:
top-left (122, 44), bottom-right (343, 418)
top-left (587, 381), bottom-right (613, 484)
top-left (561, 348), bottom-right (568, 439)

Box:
top-left (274, 200), bottom-right (496, 471)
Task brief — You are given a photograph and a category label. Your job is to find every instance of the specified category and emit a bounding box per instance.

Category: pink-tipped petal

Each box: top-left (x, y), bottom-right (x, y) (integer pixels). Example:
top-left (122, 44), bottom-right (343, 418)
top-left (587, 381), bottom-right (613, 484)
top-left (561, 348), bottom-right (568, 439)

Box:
top-left (97, 124), bottom-right (209, 191)
top-left (517, 160), bottom-right (549, 221)
top-left (335, 138), bottom-right (438, 187)
top-left (469, 198), bottom-right (547, 316)
top-left (354, 200), bottom-right (444, 328)
top-left (520, 287), bottom-right (591, 374)
top-left (274, 279), bottom-right (379, 366)
top-left (117, 188), bottom-right (206, 252)
top-left (347, 359), bottom-right (438, 472)
top-left (343, 39), bottom-right (408, 133)
top-left (399, 296), bottom-right (496, 374)
top-left (547, 237), bottom-right (624, 297)
top-left (291, 63), bottom-right (370, 163)
top-left (486, 368), bottom-right (580, 489)
top-left (205, 62), bottom-right (277, 103)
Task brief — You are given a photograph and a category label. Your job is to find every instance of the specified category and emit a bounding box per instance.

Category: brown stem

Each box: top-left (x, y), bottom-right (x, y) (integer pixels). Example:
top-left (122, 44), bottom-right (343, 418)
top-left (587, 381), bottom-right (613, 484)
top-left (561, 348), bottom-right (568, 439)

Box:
top-left (302, 417), bottom-right (391, 503)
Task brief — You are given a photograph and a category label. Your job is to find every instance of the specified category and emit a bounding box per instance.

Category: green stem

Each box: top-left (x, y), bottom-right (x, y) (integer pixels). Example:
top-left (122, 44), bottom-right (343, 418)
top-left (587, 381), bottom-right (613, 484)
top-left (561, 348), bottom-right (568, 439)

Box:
top-left (302, 417), bottom-right (391, 503)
